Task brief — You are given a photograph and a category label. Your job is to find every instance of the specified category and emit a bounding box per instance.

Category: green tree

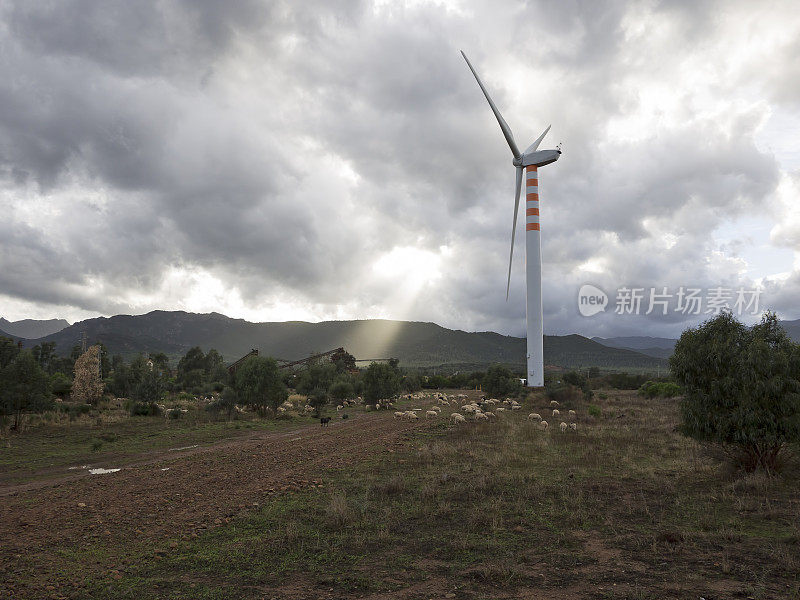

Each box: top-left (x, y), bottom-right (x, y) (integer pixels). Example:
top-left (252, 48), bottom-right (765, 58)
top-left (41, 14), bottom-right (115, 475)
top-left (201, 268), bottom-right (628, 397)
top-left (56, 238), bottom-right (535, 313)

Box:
top-left (329, 376), bottom-right (355, 401)
top-left (31, 341), bottom-right (57, 374)
top-left (50, 372), bottom-right (72, 398)
top-left (483, 365), bottom-right (522, 398)
top-left (132, 368), bottom-right (164, 406)
top-left (149, 352), bottom-right (170, 376)
top-left (296, 362), bottom-right (337, 396)
top-left (0, 336), bottom-right (20, 370)
top-left (0, 351), bottom-right (51, 429)
top-left (204, 349), bottom-right (227, 382)
top-left (362, 362), bottom-right (400, 404)
top-left (235, 356), bottom-right (288, 416)
top-left (177, 347), bottom-right (207, 391)
top-left (402, 373), bottom-right (422, 392)
top-left (670, 311), bottom-right (800, 472)
top-left (307, 386), bottom-right (330, 414)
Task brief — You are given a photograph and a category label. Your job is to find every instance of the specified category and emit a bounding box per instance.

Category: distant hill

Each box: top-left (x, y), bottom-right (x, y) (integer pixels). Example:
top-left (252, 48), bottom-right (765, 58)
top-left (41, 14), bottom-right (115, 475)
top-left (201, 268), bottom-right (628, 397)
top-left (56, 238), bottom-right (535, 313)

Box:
top-left (0, 317), bottom-right (69, 339)
top-left (17, 310), bottom-right (665, 370)
top-left (593, 336), bottom-right (677, 359)
top-left (594, 319), bottom-right (800, 359)
top-left (779, 318), bottom-right (800, 342)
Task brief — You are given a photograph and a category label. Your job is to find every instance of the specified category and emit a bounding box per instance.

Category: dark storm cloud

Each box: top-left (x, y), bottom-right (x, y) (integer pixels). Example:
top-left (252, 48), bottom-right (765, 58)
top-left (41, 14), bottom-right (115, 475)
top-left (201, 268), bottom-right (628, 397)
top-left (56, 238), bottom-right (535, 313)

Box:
top-left (0, 0), bottom-right (796, 337)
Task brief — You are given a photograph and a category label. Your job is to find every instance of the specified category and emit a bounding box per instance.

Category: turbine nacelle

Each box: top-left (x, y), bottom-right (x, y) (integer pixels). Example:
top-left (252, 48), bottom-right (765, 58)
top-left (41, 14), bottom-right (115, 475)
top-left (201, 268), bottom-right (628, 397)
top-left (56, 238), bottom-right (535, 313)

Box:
top-left (516, 148), bottom-right (561, 169)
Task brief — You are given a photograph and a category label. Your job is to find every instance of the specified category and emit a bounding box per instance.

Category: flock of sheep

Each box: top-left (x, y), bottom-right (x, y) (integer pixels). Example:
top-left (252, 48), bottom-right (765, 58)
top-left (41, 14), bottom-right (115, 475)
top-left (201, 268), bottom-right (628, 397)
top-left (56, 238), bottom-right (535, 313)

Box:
top-left (390, 392), bottom-right (579, 433)
top-left (527, 400), bottom-right (578, 432)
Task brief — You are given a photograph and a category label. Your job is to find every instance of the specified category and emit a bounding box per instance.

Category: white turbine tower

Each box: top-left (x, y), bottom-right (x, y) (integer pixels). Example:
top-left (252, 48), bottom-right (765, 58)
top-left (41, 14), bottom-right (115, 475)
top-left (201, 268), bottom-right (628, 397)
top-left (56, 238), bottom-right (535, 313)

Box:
top-left (462, 51), bottom-right (561, 387)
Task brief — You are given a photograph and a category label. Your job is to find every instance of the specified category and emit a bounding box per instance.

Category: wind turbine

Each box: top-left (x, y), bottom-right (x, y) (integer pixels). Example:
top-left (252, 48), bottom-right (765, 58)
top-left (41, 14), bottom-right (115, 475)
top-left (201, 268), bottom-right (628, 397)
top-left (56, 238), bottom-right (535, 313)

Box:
top-left (461, 51), bottom-right (561, 388)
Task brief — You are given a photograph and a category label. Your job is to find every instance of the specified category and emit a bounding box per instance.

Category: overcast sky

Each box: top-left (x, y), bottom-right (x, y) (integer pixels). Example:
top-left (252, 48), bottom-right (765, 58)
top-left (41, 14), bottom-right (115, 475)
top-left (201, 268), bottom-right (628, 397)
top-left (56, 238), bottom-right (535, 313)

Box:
top-left (1, 0), bottom-right (799, 338)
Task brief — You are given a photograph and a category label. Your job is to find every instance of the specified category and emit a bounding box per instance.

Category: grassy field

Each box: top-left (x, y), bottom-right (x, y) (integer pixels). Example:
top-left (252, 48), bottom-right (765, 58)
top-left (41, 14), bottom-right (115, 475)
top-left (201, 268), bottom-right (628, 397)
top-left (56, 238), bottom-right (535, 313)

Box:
top-left (71, 391), bottom-right (800, 599)
top-left (2, 390), bottom-right (798, 599)
top-left (0, 407), bottom-right (305, 485)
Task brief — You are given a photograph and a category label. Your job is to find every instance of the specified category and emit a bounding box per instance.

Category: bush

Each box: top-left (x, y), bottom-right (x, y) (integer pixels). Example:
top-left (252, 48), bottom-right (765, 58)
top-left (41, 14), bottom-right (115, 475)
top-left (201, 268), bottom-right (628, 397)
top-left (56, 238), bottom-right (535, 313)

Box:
top-left (670, 311), bottom-right (800, 472)
top-left (605, 372), bottom-right (649, 390)
top-left (329, 378), bottom-right (355, 401)
top-left (638, 381), bottom-right (682, 398)
top-left (546, 384), bottom-right (581, 405)
top-left (127, 401), bottom-right (160, 417)
top-left (206, 387), bottom-right (238, 419)
top-left (587, 404), bottom-right (601, 417)
top-left (235, 356), bottom-right (288, 416)
top-left (484, 365), bottom-right (522, 399)
top-left (362, 362), bottom-right (401, 404)
top-left (307, 387), bottom-right (330, 413)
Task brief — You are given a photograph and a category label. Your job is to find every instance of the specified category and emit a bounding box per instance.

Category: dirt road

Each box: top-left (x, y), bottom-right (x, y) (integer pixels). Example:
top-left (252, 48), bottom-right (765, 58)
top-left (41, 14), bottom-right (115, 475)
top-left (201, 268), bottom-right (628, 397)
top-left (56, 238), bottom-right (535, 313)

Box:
top-left (0, 411), bottom-right (429, 597)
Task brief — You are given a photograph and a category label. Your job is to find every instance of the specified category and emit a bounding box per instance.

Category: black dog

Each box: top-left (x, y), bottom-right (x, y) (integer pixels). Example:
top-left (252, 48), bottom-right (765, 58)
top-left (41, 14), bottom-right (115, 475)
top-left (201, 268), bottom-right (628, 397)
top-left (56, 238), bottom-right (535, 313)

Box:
top-left (320, 416), bottom-right (331, 427)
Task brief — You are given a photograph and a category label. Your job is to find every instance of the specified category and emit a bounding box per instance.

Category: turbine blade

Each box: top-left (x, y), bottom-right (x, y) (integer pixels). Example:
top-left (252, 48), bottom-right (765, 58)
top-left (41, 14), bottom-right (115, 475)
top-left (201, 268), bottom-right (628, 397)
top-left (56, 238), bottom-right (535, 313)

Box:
top-left (507, 166), bottom-right (523, 300)
top-left (461, 51), bottom-right (521, 160)
top-left (524, 125), bottom-right (551, 155)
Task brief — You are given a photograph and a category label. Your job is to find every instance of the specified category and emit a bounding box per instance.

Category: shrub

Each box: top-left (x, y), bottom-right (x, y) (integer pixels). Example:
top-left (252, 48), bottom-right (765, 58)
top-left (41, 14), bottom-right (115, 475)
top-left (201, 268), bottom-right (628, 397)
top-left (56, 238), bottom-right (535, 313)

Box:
top-left (307, 387), bottom-right (330, 413)
top-left (329, 378), bottom-right (355, 401)
top-left (362, 362), bottom-right (401, 404)
top-left (605, 372), bottom-right (649, 390)
top-left (484, 365), bottom-right (522, 399)
top-left (235, 356), bottom-right (288, 416)
top-left (546, 384), bottom-right (581, 405)
top-left (127, 401), bottom-right (160, 417)
top-left (206, 387), bottom-right (238, 419)
top-left (587, 404), bottom-right (601, 417)
top-left (670, 311), bottom-right (800, 472)
top-left (638, 381), bottom-right (682, 398)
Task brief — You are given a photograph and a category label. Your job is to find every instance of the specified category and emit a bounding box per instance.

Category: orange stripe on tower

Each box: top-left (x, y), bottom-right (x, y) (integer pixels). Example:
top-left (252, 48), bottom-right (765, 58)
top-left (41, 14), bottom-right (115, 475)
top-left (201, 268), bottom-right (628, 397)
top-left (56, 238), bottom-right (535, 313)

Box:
top-left (526, 193), bottom-right (539, 200)
top-left (526, 223), bottom-right (540, 231)
top-left (526, 208), bottom-right (539, 216)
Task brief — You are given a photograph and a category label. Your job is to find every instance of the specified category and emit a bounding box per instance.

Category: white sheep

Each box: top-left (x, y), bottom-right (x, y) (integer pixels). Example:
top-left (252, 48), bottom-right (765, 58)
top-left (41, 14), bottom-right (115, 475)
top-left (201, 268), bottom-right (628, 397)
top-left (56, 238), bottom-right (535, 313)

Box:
top-left (568, 409), bottom-right (576, 419)
top-left (495, 407), bottom-right (506, 413)
top-left (550, 400), bottom-right (560, 407)
top-left (528, 413), bottom-right (542, 422)
top-left (430, 405), bottom-right (441, 413)
top-left (569, 422), bottom-right (577, 431)
top-left (511, 405), bottom-right (522, 410)
top-left (552, 409), bottom-right (560, 418)
top-left (484, 411), bottom-right (496, 419)
top-left (336, 405), bottom-right (343, 411)
top-left (405, 411), bottom-right (419, 420)
top-left (426, 410), bottom-right (438, 418)
top-left (462, 405), bottom-right (476, 414)
top-left (450, 413), bottom-right (466, 424)
top-left (539, 420), bottom-right (549, 431)
top-left (560, 421), bottom-right (568, 432)
top-left (393, 411), bottom-right (405, 419)
top-left (474, 412), bottom-right (489, 421)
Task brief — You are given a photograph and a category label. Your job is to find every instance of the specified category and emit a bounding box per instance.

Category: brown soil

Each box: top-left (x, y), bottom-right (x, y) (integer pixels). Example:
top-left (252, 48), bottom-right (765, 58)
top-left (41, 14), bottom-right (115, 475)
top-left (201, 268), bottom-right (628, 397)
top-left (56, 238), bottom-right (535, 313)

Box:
top-left (0, 412), bottom-right (428, 598)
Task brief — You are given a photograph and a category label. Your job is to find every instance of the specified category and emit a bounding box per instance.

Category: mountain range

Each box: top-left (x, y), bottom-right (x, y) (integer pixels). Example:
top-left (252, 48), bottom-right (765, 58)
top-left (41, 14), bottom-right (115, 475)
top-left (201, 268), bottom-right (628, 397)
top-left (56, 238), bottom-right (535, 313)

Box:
top-left (4, 310), bottom-right (666, 371)
top-left (7, 311), bottom-right (800, 371)
top-left (0, 317), bottom-right (70, 339)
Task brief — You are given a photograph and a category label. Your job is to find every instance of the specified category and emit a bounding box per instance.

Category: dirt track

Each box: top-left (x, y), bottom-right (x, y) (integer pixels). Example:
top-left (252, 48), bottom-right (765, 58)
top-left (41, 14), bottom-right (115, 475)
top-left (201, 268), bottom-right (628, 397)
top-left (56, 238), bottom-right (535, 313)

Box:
top-left (0, 411), bottom-right (428, 597)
